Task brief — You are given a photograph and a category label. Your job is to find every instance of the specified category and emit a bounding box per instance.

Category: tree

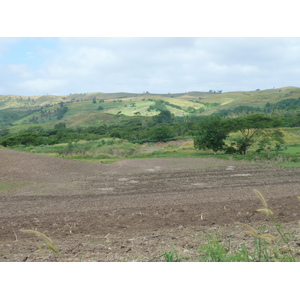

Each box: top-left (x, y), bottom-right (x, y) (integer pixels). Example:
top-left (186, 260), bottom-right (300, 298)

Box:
top-left (0, 132), bottom-right (45, 147)
top-left (186, 106), bottom-right (196, 113)
top-left (54, 122), bottom-right (67, 131)
top-left (153, 110), bottom-right (173, 124)
top-left (227, 114), bottom-right (284, 154)
top-left (56, 106), bottom-right (68, 120)
top-left (194, 114), bottom-right (284, 155)
top-left (193, 115), bottom-right (231, 153)
top-left (150, 125), bottom-right (174, 142)
top-left (0, 128), bottom-right (10, 137)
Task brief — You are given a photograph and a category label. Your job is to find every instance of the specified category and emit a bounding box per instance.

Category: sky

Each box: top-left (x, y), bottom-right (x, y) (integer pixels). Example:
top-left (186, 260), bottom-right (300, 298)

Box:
top-left (1, 1), bottom-right (299, 97)
top-left (1, 37), bottom-right (300, 96)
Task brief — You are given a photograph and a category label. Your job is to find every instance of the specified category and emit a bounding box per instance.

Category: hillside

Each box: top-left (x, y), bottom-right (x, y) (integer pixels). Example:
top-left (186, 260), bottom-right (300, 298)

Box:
top-left (1, 86), bottom-right (300, 131)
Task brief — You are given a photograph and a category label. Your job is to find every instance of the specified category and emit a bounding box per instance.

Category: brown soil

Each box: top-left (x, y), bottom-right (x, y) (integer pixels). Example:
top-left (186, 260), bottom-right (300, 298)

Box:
top-left (1, 148), bottom-right (300, 261)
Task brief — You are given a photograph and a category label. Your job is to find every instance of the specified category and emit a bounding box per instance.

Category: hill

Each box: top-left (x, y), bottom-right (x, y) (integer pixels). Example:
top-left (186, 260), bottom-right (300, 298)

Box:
top-left (1, 86), bottom-right (300, 131)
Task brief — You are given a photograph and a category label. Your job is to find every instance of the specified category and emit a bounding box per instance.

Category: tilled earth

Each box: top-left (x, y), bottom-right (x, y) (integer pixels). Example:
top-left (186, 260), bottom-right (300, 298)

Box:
top-left (1, 148), bottom-right (300, 261)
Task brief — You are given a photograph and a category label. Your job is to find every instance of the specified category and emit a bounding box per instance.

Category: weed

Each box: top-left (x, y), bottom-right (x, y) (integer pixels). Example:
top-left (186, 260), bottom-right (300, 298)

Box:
top-left (235, 189), bottom-right (297, 261)
top-left (20, 229), bottom-right (62, 261)
top-left (162, 250), bottom-right (184, 262)
top-left (148, 248), bottom-right (185, 262)
top-left (198, 233), bottom-right (235, 262)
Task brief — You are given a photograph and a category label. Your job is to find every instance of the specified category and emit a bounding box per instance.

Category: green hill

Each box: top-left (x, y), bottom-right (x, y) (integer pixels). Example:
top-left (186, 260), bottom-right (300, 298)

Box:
top-left (1, 86), bottom-right (300, 132)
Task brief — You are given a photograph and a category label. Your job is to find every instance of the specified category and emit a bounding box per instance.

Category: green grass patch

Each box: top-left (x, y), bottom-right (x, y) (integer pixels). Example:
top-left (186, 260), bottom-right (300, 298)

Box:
top-left (277, 161), bottom-right (300, 167)
top-left (132, 150), bottom-right (204, 159)
top-left (13, 138), bottom-right (142, 161)
top-left (0, 181), bottom-right (28, 192)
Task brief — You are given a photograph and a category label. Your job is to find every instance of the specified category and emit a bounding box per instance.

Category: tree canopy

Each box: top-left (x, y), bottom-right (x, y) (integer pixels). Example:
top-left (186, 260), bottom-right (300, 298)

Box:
top-left (194, 114), bottom-right (284, 154)
top-left (228, 114), bottom-right (283, 154)
top-left (193, 115), bottom-right (231, 153)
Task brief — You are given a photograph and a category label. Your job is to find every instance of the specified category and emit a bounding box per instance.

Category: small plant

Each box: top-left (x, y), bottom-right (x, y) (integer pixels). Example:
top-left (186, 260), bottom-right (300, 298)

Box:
top-left (20, 229), bottom-right (62, 260)
top-left (198, 233), bottom-right (233, 262)
top-left (162, 250), bottom-right (184, 262)
top-left (197, 233), bottom-right (253, 262)
top-left (235, 189), bottom-right (297, 262)
top-left (148, 249), bottom-right (184, 262)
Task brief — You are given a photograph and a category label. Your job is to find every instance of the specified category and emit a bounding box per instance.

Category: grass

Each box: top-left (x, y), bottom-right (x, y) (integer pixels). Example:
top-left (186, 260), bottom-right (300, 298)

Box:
top-left (20, 229), bottom-right (62, 261)
top-left (278, 162), bottom-right (300, 167)
top-left (149, 248), bottom-right (185, 262)
top-left (0, 180), bottom-right (28, 192)
top-left (9, 133), bottom-right (300, 167)
top-left (14, 138), bottom-right (142, 161)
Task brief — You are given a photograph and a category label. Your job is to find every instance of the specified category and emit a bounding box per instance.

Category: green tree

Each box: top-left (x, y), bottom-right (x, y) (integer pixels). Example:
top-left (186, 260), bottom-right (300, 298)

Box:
top-left (153, 110), bottom-right (173, 124)
top-left (56, 106), bottom-right (68, 120)
top-left (0, 128), bottom-right (10, 137)
top-left (228, 114), bottom-right (283, 154)
top-left (54, 122), bottom-right (67, 131)
top-left (0, 132), bottom-right (45, 147)
top-left (150, 125), bottom-right (174, 142)
top-left (194, 115), bottom-right (231, 153)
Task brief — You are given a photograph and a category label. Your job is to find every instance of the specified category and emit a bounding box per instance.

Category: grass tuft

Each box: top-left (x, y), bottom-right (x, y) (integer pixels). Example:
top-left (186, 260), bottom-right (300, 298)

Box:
top-left (20, 229), bottom-right (61, 260)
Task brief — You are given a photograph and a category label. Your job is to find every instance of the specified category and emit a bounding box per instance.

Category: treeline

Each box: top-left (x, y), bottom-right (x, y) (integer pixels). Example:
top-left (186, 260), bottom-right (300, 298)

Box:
top-left (0, 108), bottom-right (38, 127)
top-left (146, 99), bottom-right (211, 114)
top-left (29, 103), bottom-right (69, 123)
top-left (1, 97), bottom-right (300, 148)
top-left (0, 111), bottom-right (198, 147)
top-left (265, 98), bottom-right (300, 111)
top-left (218, 98), bottom-right (300, 126)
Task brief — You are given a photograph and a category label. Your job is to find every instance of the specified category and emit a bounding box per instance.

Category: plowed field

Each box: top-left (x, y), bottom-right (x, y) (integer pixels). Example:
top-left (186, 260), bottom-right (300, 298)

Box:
top-left (1, 149), bottom-right (300, 261)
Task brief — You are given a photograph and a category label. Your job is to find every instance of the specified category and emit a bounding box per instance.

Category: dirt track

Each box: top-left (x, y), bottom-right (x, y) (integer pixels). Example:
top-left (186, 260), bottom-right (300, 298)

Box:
top-left (1, 148), bottom-right (300, 261)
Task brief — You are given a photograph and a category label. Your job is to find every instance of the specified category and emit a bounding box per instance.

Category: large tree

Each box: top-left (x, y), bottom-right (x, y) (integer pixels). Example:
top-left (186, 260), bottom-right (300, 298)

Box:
top-left (193, 115), bottom-right (231, 153)
top-left (228, 114), bottom-right (284, 154)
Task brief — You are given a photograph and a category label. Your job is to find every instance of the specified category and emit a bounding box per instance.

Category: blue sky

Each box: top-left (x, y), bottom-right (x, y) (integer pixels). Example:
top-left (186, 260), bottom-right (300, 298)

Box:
top-left (1, 37), bottom-right (300, 96)
top-left (0, 37), bottom-right (300, 96)
top-left (1, 2), bottom-right (299, 96)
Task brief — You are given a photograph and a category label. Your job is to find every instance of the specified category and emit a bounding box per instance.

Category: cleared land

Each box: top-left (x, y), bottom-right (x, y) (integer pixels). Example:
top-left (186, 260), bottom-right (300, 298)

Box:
top-left (1, 149), bottom-right (300, 261)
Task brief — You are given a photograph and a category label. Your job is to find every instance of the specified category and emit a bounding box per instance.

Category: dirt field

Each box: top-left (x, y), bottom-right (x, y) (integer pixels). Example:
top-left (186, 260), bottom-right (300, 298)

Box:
top-left (1, 148), bottom-right (300, 261)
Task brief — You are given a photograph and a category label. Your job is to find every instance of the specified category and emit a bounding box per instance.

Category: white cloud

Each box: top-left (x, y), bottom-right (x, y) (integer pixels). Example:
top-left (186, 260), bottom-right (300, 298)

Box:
top-left (18, 78), bottom-right (68, 95)
top-left (7, 64), bottom-right (33, 79)
top-left (1, 37), bottom-right (300, 95)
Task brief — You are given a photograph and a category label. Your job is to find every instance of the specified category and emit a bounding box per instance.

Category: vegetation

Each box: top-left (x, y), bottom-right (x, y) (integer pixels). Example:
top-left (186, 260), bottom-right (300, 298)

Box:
top-left (194, 114), bottom-right (285, 155)
top-left (1, 87), bottom-right (300, 165)
top-left (193, 115), bottom-right (231, 153)
top-left (20, 229), bottom-right (62, 260)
